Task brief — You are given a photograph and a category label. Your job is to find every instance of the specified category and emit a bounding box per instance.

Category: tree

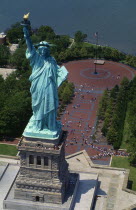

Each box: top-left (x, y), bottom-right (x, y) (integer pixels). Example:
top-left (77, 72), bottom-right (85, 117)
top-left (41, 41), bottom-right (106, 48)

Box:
top-left (52, 35), bottom-right (70, 53)
top-left (37, 25), bottom-right (56, 41)
top-left (74, 31), bottom-right (87, 43)
top-left (58, 81), bottom-right (67, 100)
top-left (126, 99), bottom-right (136, 164)
top-left (0, 76), bottom-right (6, 109)
top-left (31, 34), bottom-right (41, 44)
top-left (103, 47), bottom-right (112, 60)
top-left (99, 77), bottom-right (130, 149)
top-left (128, 76), bottom-right (136, 101)
top-left (58, 80), bottom-right (74, 104)
top-left (111, 49), bottom-right (124, 61)
top-left (61, 86), bottom-right (72, 104)
top-left (98, 90), bottom-right (110, 120)
top-left (6, 22), bottom-right (24, 43)
top-left (125, 54), bottom-right (136, 68)
top-left (4, 72), bottom-right (18, 96)
top-left (0, 45), bottom-right (10, 67)
top-left (9, 47), bottom-right (29, 71)
top-left (0, 91), bottom-right (31, 136)
top-left (101, 121), bottom-right (108, 136)
top-left (80, 47), bottom-right (88, 58)
top-left (107, 126), bottom-right (118, 145)
top-left (110, 85), bottom-right (119, 99)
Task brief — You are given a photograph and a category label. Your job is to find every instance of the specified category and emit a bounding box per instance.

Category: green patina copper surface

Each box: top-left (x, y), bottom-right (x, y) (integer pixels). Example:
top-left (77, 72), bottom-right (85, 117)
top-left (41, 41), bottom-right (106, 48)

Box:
top-left (22, 24), bottom-right (68, 139)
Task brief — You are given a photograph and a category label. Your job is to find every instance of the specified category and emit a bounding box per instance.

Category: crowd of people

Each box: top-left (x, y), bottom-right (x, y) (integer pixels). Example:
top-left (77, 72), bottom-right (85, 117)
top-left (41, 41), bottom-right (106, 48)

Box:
top-left (61, 83), bottom-right (129, 161)
top-left (89, 144), bottom-right (129, 160)
top-left (65, 137), bottom-right (129, 160)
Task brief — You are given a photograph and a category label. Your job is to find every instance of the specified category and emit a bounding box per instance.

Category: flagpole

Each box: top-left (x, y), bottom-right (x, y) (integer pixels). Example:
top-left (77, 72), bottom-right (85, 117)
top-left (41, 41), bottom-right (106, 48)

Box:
top-left (94, 32), bottom-right (98, 74)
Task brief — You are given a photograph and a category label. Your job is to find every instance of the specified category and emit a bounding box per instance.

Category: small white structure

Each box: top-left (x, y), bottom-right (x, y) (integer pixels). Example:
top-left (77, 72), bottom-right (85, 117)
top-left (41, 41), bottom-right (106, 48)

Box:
top-left (0, 32), bottom-right (6, 44)
top-left (9, 44), bottom-right (19, 54)
top-left (94, 60), bottom-right (105, 65)
top-left (0, 68), bottom-right (16, 79)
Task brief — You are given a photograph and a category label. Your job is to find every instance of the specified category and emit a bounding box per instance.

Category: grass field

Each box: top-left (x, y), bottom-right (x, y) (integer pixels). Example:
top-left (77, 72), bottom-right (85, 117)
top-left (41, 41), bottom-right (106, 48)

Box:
top-left (111, 156), bottom-right (136, 191)
top-left (82, 42), bottom-right (95, 47)
top-left (121, 111), bottom-right (131, 149)
top-left (73, 42), bottom-right (95, 48)
top-left (0, 144), bottom-right (17, 156)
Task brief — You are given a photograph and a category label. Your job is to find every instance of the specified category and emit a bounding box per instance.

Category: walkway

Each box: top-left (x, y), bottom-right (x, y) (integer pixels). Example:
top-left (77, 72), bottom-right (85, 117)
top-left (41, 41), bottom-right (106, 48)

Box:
top-left (0, 163), bottom-right (19, 210)
top-left (62, 60), bottom-right (135, 164)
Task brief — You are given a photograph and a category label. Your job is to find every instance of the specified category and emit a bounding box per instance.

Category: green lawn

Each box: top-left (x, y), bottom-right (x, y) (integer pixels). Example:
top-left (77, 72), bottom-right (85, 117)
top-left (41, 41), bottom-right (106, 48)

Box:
top-left (73, 42), bottom-right (95, 48)
top-left (0, 144), bottom-right (17, 156)
top-left (121, 111), bottom-right (131, 149)
top-left (82, 42), bottom-right (95, 47)
top-left (111, 156), bottom-right (136, 191)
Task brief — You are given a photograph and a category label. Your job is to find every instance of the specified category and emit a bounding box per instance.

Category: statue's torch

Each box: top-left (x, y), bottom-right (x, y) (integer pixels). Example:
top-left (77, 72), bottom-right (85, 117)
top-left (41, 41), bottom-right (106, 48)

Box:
top-left (21, 12), bottom-right (30, 25)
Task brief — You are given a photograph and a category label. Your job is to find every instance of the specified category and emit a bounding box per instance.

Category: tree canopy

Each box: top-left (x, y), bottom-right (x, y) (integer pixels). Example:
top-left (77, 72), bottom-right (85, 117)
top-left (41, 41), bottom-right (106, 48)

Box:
top-left (6, 22), bottom-right (24, 43)
top-left (0, 45), bottom-right (10, 67)
top-left (98, 77), bottom-right (136, 164)
top-left (74, 31), bottom-right (87, 43)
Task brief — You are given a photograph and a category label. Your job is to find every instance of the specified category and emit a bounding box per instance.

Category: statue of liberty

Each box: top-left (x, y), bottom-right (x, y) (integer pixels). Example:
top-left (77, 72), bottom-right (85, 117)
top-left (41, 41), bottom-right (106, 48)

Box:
top-left (22, 14), bottom-right (68, 139)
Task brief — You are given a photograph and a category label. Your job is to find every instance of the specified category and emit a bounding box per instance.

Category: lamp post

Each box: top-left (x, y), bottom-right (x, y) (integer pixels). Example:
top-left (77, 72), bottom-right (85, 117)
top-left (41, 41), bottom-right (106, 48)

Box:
top-left (94, 32), bottom-right (98, 74)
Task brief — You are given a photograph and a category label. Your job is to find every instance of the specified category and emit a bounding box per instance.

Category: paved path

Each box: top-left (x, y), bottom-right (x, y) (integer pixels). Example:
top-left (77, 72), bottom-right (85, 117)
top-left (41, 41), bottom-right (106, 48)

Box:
top-left (68, 38), bottom-right (74, 48)
top-left (62, 60), bottom-right (136, 164)
top-left (0, 164), bottom-right (19, 210)
top-left (105, 175), bottom-right (119, 210)
top-left (74, 173), bottom-right (98, 210)
top-left (0, 162), bottom-right (8, 180)
top-left (0, 138), bottom-right (19, 145)
top-left (0, 143), bottom-right (18, 146)
top-left (0, 158), bottom-right (19, 164)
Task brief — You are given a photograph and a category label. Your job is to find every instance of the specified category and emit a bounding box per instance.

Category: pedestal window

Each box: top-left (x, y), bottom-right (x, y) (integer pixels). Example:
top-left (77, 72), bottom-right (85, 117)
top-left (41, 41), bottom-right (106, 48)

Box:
top-left (36, 196), bottom-right (40, 202)
top-left (44, 157), bottom-right (48, 166)
top-left (29, 155), bottom-right (34, 164)
top-left (37, 156), bottom-right (41, 165)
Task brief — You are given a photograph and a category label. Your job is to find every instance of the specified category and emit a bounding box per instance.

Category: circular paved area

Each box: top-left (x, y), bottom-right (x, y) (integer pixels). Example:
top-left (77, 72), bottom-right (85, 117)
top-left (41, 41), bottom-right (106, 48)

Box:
top-left (61, 60), bottom-right (135, 164)
top-left (81, 68), bottom-right (111, 80)
top-left (65, 60), bottom-right (135, 89)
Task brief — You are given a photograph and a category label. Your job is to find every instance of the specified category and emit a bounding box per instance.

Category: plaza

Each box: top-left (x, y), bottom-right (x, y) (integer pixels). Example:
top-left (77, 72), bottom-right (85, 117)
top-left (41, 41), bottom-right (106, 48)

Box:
top-left (61, 59), bottom-right (135, 164)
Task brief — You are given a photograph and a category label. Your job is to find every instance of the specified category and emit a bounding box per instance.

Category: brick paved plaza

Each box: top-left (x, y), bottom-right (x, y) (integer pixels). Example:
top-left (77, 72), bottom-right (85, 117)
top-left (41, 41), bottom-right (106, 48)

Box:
top-left (61, 59), bottom-right (135, 164)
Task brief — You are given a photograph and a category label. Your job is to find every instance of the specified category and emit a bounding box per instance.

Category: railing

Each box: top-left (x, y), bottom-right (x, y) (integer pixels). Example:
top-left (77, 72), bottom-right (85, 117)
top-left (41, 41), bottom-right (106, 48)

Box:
top-left (18, 144), bottom-right (62, 154)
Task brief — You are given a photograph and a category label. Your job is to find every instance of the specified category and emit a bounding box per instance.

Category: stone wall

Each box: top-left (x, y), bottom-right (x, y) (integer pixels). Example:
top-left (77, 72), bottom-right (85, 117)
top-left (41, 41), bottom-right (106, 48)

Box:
top-left (14, 132), bottom-right (69, 204)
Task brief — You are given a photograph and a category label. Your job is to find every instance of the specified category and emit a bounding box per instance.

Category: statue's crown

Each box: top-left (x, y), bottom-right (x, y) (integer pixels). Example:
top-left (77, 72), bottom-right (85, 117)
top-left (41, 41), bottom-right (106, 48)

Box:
top-left (34, 41), bottom-right (55, 47)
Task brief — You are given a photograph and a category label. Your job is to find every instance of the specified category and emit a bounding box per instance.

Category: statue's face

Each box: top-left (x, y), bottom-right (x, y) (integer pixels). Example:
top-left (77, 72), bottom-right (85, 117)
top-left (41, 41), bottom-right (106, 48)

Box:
top-left (38, 46), bottom-right (50, 57)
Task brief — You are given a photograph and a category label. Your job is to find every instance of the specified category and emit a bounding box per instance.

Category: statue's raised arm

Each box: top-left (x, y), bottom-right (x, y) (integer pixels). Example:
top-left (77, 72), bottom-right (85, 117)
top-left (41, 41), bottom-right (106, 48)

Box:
top-left (23, 26), bottom-right (33, 52)
top-left (21, 13), bottom-right (33, 53)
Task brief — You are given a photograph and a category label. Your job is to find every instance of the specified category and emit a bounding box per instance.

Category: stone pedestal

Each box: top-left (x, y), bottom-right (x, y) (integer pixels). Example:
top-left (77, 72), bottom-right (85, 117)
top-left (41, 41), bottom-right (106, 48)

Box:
top-left (14, 131), bottom-right (69, 204)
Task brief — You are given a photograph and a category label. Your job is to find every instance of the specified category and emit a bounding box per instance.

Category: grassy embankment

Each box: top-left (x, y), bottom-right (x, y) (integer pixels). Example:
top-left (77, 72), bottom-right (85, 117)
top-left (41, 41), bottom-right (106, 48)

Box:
top-left (0, 144), bottom-right (17, 156)
top-left (111, 156), bottom-right (136, 191)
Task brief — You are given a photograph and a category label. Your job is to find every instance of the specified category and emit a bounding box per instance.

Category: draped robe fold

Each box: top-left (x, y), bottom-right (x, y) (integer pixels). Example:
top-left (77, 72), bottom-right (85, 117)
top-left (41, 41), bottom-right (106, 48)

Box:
top-left (26, 48), bottom-right (68, 131)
